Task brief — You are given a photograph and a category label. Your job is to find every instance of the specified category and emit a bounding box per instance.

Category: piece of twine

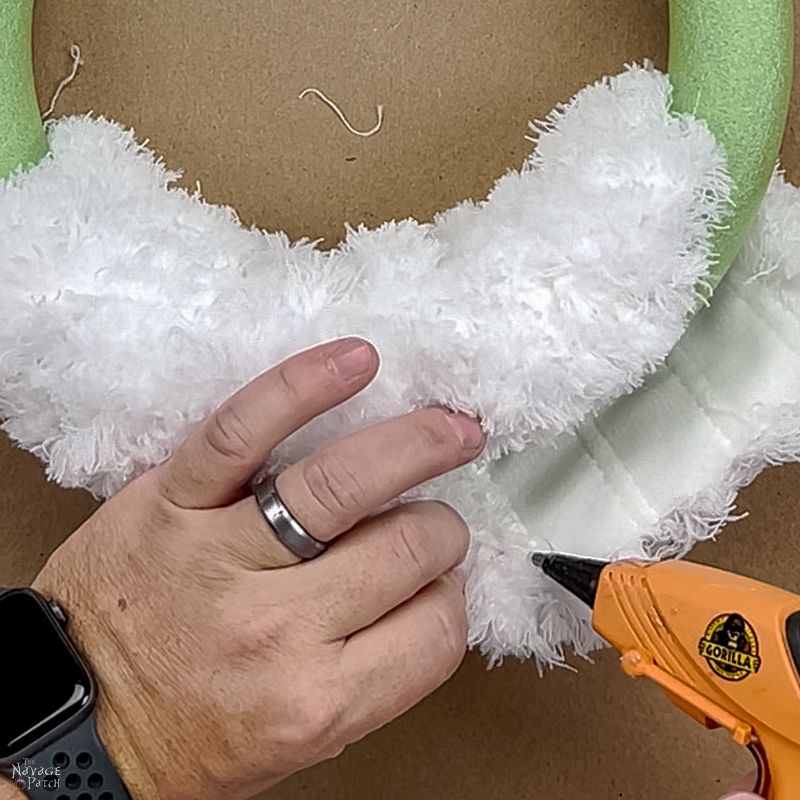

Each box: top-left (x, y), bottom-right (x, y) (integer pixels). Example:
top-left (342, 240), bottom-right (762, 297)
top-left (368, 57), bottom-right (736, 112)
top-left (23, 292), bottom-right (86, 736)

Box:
top-left (298, 87), bottom-right (384, 138)
top-left (42, 48), bottom-right (382, 142)
top-left (43, 47), bottom-right (383, 142)
top-left (42, 44), bottom-right (83, 119)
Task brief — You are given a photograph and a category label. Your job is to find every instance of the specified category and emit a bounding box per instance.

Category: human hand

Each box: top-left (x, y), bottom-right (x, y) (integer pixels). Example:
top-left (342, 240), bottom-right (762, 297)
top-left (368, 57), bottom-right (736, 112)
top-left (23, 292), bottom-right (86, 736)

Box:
top-left (10, 338), bottom-right (484, 800)
top-left (720, 791), bottom-right (761, 799)
top-left (719, 771), bottom-right (761, 799)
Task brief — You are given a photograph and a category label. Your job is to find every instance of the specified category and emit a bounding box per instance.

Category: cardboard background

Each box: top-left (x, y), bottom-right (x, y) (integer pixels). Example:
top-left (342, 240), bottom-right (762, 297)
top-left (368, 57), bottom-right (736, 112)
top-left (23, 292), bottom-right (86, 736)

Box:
top-left (2, 1), bottom-right (799, 797)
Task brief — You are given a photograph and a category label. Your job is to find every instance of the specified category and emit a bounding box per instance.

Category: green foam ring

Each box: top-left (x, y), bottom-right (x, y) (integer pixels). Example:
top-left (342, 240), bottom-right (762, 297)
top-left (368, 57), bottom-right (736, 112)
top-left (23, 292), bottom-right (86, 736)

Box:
top-left (669, 0), bottom-right (793, 291)
top-left (0, 1), bottom-right (794, 288)
top-left (0, 0), bottom-right (46, 180)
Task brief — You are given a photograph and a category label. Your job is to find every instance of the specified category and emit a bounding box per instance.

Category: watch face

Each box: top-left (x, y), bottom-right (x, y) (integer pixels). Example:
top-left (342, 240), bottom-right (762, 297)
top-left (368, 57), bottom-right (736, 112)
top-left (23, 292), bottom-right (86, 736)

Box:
top-left (0, 590), bottom-right (93, 761)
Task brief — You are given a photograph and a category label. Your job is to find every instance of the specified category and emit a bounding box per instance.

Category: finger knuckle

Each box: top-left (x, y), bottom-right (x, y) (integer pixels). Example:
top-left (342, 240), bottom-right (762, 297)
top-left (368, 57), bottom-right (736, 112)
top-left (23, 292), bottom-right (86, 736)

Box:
top-left (259, 605), bottom-right (296, 641)
top-left (423, 501), bottom-right (470, 559)
top-left (224, 607), bottom-right (293, 663)
top-left (138, 495), bottom-right (185, 553)
top-left (129, 470), bottom-right (184, 532)
top-left (432, 590), bottom-right (468, 667)
top-left (301, 452), bottom-right (367, 520)
top-left (275, 684), bottom-right (346, 760)
top-left (205, 403), bottom-right (254, 463)
top-left (276, 360), bottom-right (308, 407)
top-left (199, 729), bottom-right (253, 788)
top-left (388, 509), bottom-right (438, 581)
top-left (416, 410), bottom-right (465, 463)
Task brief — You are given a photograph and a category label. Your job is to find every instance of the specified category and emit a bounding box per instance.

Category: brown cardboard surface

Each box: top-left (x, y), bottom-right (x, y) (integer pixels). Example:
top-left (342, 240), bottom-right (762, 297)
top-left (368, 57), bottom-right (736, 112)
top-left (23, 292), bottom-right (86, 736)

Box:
top-left (1, 1), bottom-right (799, 797)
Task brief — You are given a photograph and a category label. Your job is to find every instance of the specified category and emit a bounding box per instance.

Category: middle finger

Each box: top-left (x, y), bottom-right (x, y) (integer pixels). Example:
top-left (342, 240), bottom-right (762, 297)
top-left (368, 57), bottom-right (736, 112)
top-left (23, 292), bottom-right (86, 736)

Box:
top-left (275, 406), bottom-right (484, 543)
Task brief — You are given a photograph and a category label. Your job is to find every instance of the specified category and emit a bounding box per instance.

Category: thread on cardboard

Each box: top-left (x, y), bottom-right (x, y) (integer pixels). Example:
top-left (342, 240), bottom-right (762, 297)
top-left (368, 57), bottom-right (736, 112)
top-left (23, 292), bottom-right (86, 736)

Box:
top-left (43, 44), bottom-right (84, 119)
top-left (298, 87), bottom-right (384, 137)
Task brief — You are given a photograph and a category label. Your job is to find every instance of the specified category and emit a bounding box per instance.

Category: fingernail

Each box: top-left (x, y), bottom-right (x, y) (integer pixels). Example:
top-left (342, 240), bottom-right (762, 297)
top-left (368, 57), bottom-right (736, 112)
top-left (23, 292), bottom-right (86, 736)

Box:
top-left (445, 411), bottom-right (484, 451)
top-left (328, 339), bottom-right (374, 380)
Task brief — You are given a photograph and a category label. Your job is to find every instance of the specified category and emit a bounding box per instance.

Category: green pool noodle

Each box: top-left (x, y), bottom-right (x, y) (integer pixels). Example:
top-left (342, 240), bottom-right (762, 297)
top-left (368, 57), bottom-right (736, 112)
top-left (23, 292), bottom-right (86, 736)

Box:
top-left (0, 0), bottom-right (46, 180)
top-left (0, 0), bottom-right (794, 287)
top-left (669, 0), bottom-right (793, 289)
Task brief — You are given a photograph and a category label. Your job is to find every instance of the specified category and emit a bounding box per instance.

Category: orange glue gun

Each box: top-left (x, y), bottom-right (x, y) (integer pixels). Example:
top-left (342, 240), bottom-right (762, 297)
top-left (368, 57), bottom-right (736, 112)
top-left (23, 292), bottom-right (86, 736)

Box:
top-left (534, 554), bottom-right (800, 799)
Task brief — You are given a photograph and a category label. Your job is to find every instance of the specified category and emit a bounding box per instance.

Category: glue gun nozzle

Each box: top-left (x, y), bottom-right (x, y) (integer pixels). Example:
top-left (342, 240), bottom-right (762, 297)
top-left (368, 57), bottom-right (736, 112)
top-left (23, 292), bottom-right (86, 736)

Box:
top-left (531, 552), bottom-right (609, 609)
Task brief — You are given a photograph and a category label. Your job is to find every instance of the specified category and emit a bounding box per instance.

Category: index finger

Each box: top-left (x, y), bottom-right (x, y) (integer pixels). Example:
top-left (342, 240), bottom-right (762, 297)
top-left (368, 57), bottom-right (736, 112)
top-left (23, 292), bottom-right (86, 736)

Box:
top-left (155, 338), bottom-right (378, 509)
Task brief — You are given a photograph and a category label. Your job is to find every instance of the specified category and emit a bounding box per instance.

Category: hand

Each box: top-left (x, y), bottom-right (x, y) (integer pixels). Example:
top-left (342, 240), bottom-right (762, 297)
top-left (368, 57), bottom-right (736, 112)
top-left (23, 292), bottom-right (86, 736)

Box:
top-left (7, 338), bottom-right (485, 800)
top-left (720, 792), bottom-right (761, 799)
top-left (720, 772), bottom-right (761, 799)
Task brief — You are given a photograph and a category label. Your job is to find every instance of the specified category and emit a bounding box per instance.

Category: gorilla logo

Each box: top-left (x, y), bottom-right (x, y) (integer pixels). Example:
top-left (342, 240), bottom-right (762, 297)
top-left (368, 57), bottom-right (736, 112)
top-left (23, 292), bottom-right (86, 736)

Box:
top-left (698, 613), bottom-right (762, 682)
top-left (713, 614), bottom-right (748, 651)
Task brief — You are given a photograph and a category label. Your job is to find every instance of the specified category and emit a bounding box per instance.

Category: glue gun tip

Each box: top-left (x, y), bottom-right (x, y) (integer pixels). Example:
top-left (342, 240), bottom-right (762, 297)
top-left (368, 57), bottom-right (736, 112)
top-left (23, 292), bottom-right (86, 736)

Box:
top-left (531, 552), bottom-right (547, 568)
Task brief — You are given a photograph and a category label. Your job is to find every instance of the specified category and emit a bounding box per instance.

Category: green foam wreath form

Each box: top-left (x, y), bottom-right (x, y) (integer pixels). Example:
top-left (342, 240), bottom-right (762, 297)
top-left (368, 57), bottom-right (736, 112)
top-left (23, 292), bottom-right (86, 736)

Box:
top-left (0, 0), bottom-right (793, 285)
top-left (0, 1), bottom-right (798, 670)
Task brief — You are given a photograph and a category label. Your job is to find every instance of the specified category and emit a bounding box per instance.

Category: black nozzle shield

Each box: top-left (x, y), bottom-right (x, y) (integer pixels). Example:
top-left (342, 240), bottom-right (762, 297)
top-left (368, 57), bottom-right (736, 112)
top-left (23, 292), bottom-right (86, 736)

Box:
top-left (532, 553), bottom-right (608, 609)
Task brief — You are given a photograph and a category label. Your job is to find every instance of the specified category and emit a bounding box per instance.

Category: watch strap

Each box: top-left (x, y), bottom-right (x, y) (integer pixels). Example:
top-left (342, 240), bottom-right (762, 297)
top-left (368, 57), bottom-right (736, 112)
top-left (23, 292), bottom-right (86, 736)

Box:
top-left (8, 712), bottom-right (132, 800)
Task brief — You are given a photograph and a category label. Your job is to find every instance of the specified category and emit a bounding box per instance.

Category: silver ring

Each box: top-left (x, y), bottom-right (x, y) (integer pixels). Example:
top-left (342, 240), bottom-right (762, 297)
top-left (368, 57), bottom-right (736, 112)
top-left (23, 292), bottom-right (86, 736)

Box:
top-left (254, 475), bottom-right (327, 561)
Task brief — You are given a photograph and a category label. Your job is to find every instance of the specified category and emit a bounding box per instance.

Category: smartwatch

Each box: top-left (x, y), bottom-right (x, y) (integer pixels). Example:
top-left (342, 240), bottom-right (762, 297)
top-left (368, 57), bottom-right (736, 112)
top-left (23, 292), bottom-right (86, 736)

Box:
top-left (0, 588), bottom-right (132, 799)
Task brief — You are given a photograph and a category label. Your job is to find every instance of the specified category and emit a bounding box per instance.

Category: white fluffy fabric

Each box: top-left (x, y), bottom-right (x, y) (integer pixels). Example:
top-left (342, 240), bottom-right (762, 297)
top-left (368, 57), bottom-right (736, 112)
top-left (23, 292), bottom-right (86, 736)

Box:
top-left (477, 174), bottom-right (800, 663)
top-left (0, 67), bottom-right (726, 487)
top-left (0, 66), bottom-right (737, 664)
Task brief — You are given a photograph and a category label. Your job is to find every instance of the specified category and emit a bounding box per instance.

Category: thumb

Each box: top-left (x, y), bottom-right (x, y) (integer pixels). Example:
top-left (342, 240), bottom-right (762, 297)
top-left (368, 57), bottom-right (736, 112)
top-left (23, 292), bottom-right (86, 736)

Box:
top-left (719, 794), bottom-right (761, 800)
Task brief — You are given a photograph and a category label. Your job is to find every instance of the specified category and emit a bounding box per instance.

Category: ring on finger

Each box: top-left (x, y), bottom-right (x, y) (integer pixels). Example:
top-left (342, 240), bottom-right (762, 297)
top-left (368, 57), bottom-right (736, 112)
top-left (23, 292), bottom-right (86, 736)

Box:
top-left (253, 474), bottom-right (328, 561)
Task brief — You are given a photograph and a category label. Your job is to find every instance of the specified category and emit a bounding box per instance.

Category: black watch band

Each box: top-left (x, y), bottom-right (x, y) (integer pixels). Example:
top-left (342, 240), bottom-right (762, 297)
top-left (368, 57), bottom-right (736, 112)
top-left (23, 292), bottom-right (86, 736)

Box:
top-left (0, 588), bottom-right (134, 800)
top-left (6, 711), bottom-right (132, 800)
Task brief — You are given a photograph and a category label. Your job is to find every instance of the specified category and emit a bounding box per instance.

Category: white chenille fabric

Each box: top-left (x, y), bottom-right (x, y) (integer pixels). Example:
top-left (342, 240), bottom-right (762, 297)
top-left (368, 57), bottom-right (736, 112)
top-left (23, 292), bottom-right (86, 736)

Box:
top-left (5, 65), bottom-right (794, 666)
top-left (478, 176), bottom-right (800, 661)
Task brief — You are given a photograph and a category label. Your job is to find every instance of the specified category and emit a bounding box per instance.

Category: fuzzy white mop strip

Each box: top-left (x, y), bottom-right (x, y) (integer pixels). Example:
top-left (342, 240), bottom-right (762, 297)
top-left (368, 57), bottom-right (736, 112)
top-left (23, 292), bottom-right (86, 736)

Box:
top-left (0, 67), bottom-right (739, 664)
top-left (475, 175), bottom-right (800, 664)
top-left (0, 67), bottom-right (726, 499)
